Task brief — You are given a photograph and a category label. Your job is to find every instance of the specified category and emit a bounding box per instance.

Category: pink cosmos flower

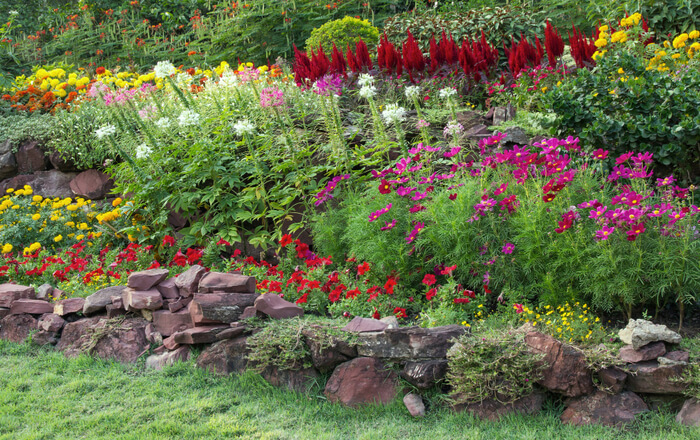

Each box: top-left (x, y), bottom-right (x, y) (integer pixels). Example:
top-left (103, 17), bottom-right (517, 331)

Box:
top-left (596, 225), bottom-right (615, 240)
top-left (502, 243), bottom-right (515, 254)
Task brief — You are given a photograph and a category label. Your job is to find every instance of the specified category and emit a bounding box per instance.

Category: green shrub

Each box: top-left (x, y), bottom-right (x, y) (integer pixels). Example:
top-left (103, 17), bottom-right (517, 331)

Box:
top-left (447, 327), bottom-right (545, 404)
top-left (0, 114), bottom-right (56, 147)
top-left (545, 50), bottom-right (700, 183)
top-left (305, 16), bottom-right (379, 55)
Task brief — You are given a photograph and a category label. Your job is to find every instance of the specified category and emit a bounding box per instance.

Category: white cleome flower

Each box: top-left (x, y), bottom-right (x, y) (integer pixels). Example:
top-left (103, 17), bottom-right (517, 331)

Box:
top-left (154, 117), bottom-right (171, 129)
top-left (358, 85), bottom-right (377, 99)
top-left (9, 10), bottom-right (19, 16)
top-left (153, 60), bottom-right (176, 79)
top-left (135, 143), bottom-right (152, 159)
top-left (232, 119), bottom-right (255, 136)
top-left (94, 124), bottom-right (116, 139)
top-left (438, 87), bottom-right (457, 99)
top-left (404, 85), bottom-right (421, 99)
top-left (218, 70), bottom-right (239, 87)
top-left (177, 110), bottom-right (200, 127)
top-left (381, 104), bottom-right (407, 125)
top-left (357, 73), bottom-right (375, 87)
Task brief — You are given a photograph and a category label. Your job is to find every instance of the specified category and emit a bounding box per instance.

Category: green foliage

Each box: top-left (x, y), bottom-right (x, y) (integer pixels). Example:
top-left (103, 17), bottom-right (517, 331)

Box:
top-left (489, 110), bottom-right (557, 137)
top-left (0, 113), bottom-right (56, 147)
top-left (246, 317), bottom-right (314, 372)
top-left (545, 51), bottom-right (700, 183)
top-left (447, 328), bottom-right (545, 404)
top-left (584, 0), bottom-right (700, 36)
top-left (305, 16), bottom-right (379, 55)
top-left (383, 5), bottom-right (546, 54)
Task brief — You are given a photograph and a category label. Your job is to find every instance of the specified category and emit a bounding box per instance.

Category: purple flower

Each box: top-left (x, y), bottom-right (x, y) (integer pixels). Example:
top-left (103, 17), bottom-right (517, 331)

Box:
top-left (380, 219), bottom-right (397, 231)
top-left (396, 186), bottom-right (416, 197)
top-left (595, 225), bottom-right (615, 241)
top-left (313, 74), bottom-right (343, 96)
top-left (368, 203), bottom-right (392, 222)
top-left (260, 86), bottom-right (284, 107)
top-left (406, 222), bottom-right (425, 243)
top-left (502, 243), bottom-right (515, 254)
top-left (444, 146), bottom-right (462, 158)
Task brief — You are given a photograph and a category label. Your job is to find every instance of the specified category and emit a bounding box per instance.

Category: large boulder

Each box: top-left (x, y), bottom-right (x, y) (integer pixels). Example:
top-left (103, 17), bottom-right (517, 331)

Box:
top-left (145, 346), bottom-right (191, 370)
top-left (452, 393), bottom-right (545, 421)
top-left (401, 360), bottom-right (449, 390)
top-left (196, 336), bottom-right (250, 375)
top-left (324, 357), bottom-right (399, 407)
top-left (69, 169), bottom-right (114, 200)
top-left (597, 367), bottom-right (627, 394)
top-left (302, 326), bottom-right (357, 373)
top-left (0, 314), bottom-right (38, 342)
top-left (619, 341), bottom-right (666, 363)
top-left (561, 390), bottom-right (648, 426)
top-left (56, 316), bottom-right (150, 363)
top-left (356, 325), bottom-right (467, 361)
top-left (0, 151), bottom-right (17, 180)
top-left (524, 331), bottom-right (594, 397)
top-left (618, 319), bottom-right (681, 350)
top-left (83, 286), bottom-right (126, 315)
top-left (0, 170), bottom-right (76, 198)
top-left (37, 313), bottom-right (66, 332)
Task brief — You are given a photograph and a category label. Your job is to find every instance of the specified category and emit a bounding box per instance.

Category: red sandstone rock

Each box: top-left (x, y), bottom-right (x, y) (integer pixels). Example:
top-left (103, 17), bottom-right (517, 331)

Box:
top-left (83, 286), bottom-right (126, 315)
top-left (403, 393), bottom-right (426, 417)
top-left (57, 316), bottom-right (150, 363)
top-left (122, 288), bottom-right (163, 311)
top-left (561, 390), bottom-right (648, 426)
top-left (196, 336), bottom-right (250, 375)
top-left (262, 366), bottom-right (320, 393)
top-left (106, 304), bottom-right (126, 318)
top-left (162, 335), bottom-right (180, 350)
top-left (597, 367), bottom-right (627, 394)
top-left (53, 298), bottom-right (85, 316)
top-left (37, 313), bottom-right (66, 332)
top-left (10, 299), bottom-right (53, 315)
top-left (145, 346), bottom-right (191, 370)
top-left (524, 331), bottom-right (594, 397)
top-left (0, 314), bottom-right (38, 342)
top-left (175, 265), bottom-right (207, 297)
top-left (356, 325), bottom-right (467, 361)
top-left (172, 326), bottom-right (229, 344)
top-left (240, 306), bottom-right (264, 320)
top-left (168, 296), bottom-right (192, 313)
top-left (325, 357), bottom-right (399, 407)
top-left (664, 351), bottom-right (690, 363)
top-left (401, 360), bottom-right (449, 389)
top-left (0, 308), bottom-right (9, 319)
top-left (156, 277), bottom-right (180, 299)
top-left (198, 272), bottom-right (256, 293)
top-left (0, 283), bottom-right (35, 308)
top-left (188, 292), bottom-right (257, 324)
top-left (619, 341), bottom-right (666, 363)
top-left (127, 269), bottom-right (169, 291)
top-left (153, 309), bottom-right (194, 337)
top-left (254, 294), bottom-right (303, 319)
top-left (69, 169), bottom-right (113, 199)
top-left (676, 398), bottom-right (700, 427)
top-left (342, 316), bottom-right (388, 333)
top-left (452, 393), bottom-right (545, 421)
top-left (626, 361), bottom-right (686, 394)
top-left (302, 327), bottom-right (358, 373)
top-left (16, 140), bottom-right (48, 174)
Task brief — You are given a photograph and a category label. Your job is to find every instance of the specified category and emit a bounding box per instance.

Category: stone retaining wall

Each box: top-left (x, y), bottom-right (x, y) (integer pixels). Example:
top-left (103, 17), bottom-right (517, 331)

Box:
top-left (1, 271), bottom-right (700, 428)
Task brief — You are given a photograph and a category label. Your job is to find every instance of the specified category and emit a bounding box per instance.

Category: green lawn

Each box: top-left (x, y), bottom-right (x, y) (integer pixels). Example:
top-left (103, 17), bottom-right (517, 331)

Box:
top-left (0, 340), bottom-right (697, 440)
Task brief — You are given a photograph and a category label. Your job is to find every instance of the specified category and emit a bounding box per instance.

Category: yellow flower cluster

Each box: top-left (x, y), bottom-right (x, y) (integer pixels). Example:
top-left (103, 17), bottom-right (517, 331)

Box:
top-left (620, 13), bottom-right (642, 27)
top-left (519, 302), bottom-right (608, 345)
top-left (648, 30), bottom-right (700, 71)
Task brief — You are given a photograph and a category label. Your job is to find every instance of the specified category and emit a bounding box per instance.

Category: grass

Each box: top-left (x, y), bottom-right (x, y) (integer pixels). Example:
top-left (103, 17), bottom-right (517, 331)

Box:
top-left (0, 339), bottom-right (697, 440)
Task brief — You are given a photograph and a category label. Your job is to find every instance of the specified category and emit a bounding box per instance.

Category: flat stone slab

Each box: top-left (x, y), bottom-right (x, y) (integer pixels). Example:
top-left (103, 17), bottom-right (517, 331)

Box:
top-left (342, 316), bottom-right (388, 333)
top-left (198, 272), bottom-right (256, 293)
top-left (254, 294), bottom-right (303, 319)
top-left (53, 298), bottom-right (85, 316)
top-left (122, 288), bottom-right (163, 311)
top-left (175, 265), bottom-right (207, 297)
top-left (153, 309), bottom-right (194, 337)
top-left (561, 391), bottom-right (648, 426)
top-left (189, 292), bottom-right (257, 324)
top-left (172, 326), bottom-right (230, 345)
top-left (84, 286), bottom-right (126, 315)
top-left (127, 269), bottom-right (170, 291)
top-left (10, 299), bottom-right (53, 315)
top-left (356, 325), bottom-right (467, 361)
top-left (0, 284), bottom-right (35, 308)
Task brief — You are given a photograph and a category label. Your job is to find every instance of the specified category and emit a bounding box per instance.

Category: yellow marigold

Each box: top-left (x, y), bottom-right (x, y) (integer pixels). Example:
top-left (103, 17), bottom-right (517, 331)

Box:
top-left (599, 25), bottom-right (609, 32)
top-left (66, 204), bottom-right (79, 211)
top-left (54, 235), bottom-right (63, 242)
top-left (112, 197), bottom-right (123, 207)
top-left (32, 195), bottom-right (43, 202)
top-left (690, 30), bottom-right (700, 39)
top-left (594, 38), bottom-right (608, 48)
top-left (31, 214), bottom-right (41, 221)
top-left (1, 244), bottom-right (12, 254)
top-left (29, 242), bottom-right (41, 251)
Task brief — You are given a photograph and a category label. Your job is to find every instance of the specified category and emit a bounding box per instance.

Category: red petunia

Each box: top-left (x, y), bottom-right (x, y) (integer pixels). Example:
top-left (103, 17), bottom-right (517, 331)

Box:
top-left (295, 292), bottom-right (308, 304)
top-left (426, 288), bottom-right (437, 301)
top-left (372, 308), bottom-right (381, 319)
top-left (393, 307), bottom-right (407, 319)
top-left (384, 277), bottom-right (397, 294)
top-left (162, 235), bottom-right (176, 247)
top-left (422, 273), bottom-right (436, 286)
top-left (279, 234), bottom-right (293, 247)
top-left (216, 238), bottom-right (231, 246)
top-left (357, 262), bottom-right (370, 275)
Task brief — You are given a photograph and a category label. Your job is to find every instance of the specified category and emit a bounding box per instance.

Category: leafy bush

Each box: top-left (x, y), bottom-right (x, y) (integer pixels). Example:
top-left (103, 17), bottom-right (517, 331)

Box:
top-left (305, 16), bottom-right (379, 55)
top-left (383, 6), bottom-right (546, 54)
top-left (0, 114), bottom-right (55, 147)
top-left (447, 327), bottom-right (545, 404)
top-left (545, 24), bottom-right (700, 182)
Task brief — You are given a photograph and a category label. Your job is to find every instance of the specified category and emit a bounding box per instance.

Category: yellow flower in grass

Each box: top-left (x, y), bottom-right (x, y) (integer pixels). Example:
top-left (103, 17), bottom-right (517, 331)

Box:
top-left (29, 242), bottom-right (41, 252)
top-left (31, 214), bottom-right (41, 221)
top-left (32, 195), bottom-right (43, 202)
top-left (54, 235), bottom-right (63, 242)
top-left (112, 197), bottom-right (123, 207)
top-left (690, 30), bottom-right (700, 39)
top-left (66, 204), bottom-right (79, 212)
top-left (1, 244), bottom-right (12, 254)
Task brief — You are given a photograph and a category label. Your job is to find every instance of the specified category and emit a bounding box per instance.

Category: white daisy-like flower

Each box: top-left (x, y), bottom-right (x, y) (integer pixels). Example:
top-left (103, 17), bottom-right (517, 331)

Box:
top-left (135, 143), bottom-right (152, 159)
top-left (358, 85), bottom-right (377, 99)
top-left (153, 60), bottom-right (176, 79)
top-left (381, 104), bottom-right (407, 125)
top-left (177, 110), bottom-right (200, 127)
top-left (232, 119), bottom-right (255, 136)
top-left (439, 87), bottom-right (457, 99)
top-left (357, 73), bottom-right (375, 87)
top-left (404, 85), bottom-right (421, 99)
top-left (154, 117), bottom-right (171, 129)
top-left (94, 124), bottom-right (116, 139)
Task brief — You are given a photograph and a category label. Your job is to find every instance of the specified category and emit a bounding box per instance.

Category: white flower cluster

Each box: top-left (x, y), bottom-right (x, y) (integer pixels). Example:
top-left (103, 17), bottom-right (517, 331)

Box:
top-left (232, 119), bottom-right (255, 136)
top-left (358, 85), bottom-right (377, 99)
top-left (381, 104), bottom-right (407, 125)
top-left (94, 124), bottom-right (116, 139)
top-left (218, 70), bottom-right (239, 88)
top-left (357, 73), bottom-right (375, 87)
top-left (9, 10), bottom-right (19, 16)
top-left (135, 143), bottom-right (152, 159)
top-left (443, 120), bottom-right (465, 138)
top-left (177, 110), bottom-right (200, 127)
top-left (153, 60), bottom-right (176, 79)
top-left (404, 86), bottom-right (421, 99)
top-left (154, 117), bottom-right (171, 129)
top-left (439, 87), bottom-right (457, 99)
